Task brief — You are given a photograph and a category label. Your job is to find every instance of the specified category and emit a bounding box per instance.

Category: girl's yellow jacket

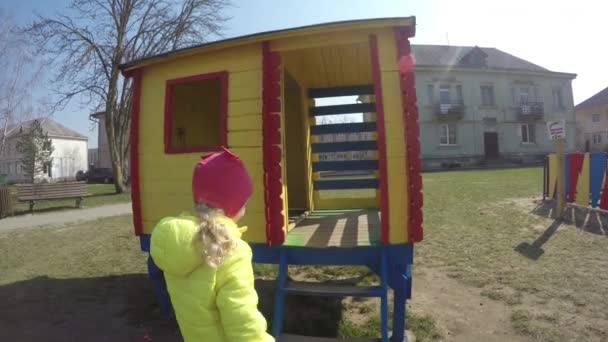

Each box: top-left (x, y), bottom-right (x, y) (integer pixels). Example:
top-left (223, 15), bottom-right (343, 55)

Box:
top-left (150, 213), bottom-right (274, 342)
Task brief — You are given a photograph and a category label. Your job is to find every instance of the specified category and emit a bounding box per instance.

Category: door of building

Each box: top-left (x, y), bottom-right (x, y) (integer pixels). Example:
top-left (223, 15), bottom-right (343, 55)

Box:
top-left (484, 132), bottom-right (499, 159)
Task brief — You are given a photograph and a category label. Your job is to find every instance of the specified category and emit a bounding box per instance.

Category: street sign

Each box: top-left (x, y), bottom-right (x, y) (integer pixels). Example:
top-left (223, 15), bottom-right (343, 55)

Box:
top-left (546, 119), bottom-right (566, 140)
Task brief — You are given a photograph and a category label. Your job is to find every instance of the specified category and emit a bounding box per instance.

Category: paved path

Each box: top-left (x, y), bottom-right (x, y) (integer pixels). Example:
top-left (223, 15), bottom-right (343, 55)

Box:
top-left (0, 203), bottom-right (132, 233)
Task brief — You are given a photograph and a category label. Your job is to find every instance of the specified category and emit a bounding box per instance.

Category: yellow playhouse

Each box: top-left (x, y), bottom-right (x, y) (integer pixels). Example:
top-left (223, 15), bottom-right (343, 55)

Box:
top-left (121, 17), bottom-right (422, 341)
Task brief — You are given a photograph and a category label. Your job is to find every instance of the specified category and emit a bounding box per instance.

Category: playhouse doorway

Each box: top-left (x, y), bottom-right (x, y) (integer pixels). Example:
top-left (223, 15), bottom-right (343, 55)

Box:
top-left (280, 42), bottom-right (383, 247)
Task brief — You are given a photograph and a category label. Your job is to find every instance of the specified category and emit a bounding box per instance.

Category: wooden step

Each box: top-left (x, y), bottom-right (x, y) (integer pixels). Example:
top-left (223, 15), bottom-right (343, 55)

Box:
top-left (283, 280), bottom-right (384, 297)
top-left (279, 334), bottom-right (378, 342)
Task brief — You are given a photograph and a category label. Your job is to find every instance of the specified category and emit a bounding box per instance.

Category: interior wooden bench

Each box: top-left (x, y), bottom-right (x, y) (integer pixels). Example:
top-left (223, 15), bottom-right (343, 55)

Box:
top-left (16, 182), bottom-right (90, 212)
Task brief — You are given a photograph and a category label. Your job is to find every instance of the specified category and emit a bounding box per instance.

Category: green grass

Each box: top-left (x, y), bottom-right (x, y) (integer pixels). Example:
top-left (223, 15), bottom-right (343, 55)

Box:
top-left (0, 215), bottom-right (145, 285)
top-left (3, 167), bottom-right (608, 341)
top-left (419, 167), bottom-right (608, 341)
top-left (338, 311), bottom-right (440, 342)
top-left (6, 184), bottom-right (131, 215)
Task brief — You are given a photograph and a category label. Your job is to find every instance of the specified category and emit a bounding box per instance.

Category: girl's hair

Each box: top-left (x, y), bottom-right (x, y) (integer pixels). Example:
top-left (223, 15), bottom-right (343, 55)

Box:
top-left (194, 203), bottom-right (237, 268)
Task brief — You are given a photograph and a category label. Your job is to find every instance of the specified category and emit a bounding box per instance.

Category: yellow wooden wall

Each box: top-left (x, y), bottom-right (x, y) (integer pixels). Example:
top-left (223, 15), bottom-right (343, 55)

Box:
top-left (138, 44), bottom-right (268, 243)
top-left (283, 71), bottom-right (308, 210)
top-left (375, 28), bottom-right (409, 244)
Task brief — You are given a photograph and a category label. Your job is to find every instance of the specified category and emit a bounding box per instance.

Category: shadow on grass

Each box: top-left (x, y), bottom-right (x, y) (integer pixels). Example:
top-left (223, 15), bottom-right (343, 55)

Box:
top-left (0, 274), bottom-right (343, 341)
top-left (531, 200), bottom-right (608, 237)
top-left (0, 274), bottom-right (179, 342)
top-left (515, 219), bottom-right (562, 260)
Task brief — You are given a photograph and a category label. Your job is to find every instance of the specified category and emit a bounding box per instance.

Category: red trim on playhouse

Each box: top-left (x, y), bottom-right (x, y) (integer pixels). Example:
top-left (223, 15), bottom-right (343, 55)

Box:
top-left (127, 68), bottom-right (144, 236)
top-left (395, 26), bottom-right (423, 243)
top-left (262, 41), bottom-right (285, 245)
top-left (368, 34), bottom-right (390, 245)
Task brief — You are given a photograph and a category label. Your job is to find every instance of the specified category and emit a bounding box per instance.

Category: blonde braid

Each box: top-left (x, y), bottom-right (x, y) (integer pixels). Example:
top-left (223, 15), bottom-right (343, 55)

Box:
top-left (194, 203), bottom-right (237, 268)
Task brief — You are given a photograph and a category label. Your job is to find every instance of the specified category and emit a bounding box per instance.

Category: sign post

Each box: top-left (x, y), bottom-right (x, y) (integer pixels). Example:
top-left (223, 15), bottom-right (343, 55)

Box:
top-left (547, 120), bottom-right (566, 218)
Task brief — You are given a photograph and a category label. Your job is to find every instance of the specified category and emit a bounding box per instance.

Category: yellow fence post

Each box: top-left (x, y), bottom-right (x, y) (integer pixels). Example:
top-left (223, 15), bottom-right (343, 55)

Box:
top-left (554, 139), bottom-right (565, 219)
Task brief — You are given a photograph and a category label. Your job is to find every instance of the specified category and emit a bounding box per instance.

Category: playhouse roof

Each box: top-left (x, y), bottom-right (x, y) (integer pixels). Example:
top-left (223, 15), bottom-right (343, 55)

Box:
top-left (120, 17), bottom-right (415, 72)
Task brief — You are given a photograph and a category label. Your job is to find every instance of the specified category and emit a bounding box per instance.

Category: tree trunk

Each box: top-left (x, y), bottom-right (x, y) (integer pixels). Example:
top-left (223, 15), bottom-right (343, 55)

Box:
top-left (112, 160), bottom-right (127, 193)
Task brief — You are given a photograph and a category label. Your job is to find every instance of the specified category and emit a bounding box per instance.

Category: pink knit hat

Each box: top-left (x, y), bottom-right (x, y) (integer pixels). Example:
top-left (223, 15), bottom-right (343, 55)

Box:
top-left (192, 147), bottom-right (253, 217)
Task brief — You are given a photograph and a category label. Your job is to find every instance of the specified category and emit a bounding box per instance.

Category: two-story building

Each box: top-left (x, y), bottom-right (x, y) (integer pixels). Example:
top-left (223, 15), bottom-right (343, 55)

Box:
top-left (0, 118), bottom-right (88, 182)
top-left (575, 86), bottom-right (608, 152)
top-left (412, 45), bottom-right (577, 169)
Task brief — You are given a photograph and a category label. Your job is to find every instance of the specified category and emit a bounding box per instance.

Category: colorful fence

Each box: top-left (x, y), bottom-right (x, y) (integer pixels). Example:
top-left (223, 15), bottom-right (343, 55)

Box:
top-left (543, 152), bottom-right (608, 209)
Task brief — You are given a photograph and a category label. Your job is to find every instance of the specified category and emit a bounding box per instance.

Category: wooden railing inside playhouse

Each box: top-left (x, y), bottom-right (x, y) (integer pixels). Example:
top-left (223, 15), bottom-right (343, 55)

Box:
top-left (544, 152), bottom-right (608, 209)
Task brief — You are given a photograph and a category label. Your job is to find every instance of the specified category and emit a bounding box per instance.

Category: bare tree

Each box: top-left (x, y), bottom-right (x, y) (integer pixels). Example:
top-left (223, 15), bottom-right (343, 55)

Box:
top-left (0, 9), bottom-right (39, 156)
top-left (25, 0), bottom-right (231, 193)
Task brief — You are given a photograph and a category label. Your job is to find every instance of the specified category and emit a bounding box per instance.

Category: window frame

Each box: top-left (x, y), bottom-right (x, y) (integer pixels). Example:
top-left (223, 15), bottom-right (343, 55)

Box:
top-left (163, 71), bottom-right (229, 154)
top-left (480, 85), bottom-right (495, 107)
top-left (439, 123), bottom-right (457, 146)
top-left (552, 87), bottom-right (563, 109)
top-left (521, 123), bottom-right (536, 144)
top-left (439, 84), bottom-right (451, 103)
top-left (592, 114), bottom-right (600, 123)
top-left (593, 133), bottom-right (602, 145)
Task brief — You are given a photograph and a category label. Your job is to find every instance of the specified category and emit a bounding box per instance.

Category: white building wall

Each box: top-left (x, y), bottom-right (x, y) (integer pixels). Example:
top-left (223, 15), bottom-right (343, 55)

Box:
top-left (51, 138), bottom-right (88, 179)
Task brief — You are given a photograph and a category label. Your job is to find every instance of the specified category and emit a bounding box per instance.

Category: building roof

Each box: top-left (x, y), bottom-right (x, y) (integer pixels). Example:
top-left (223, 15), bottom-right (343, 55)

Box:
top-left (411, 44), bottom-right (573, 76)
top-left (120, 17), bottom-right (415, 72)
top-left (575, 86), bottom-right (608, 110)
top-left (4, 118), bottom-right (88, 140)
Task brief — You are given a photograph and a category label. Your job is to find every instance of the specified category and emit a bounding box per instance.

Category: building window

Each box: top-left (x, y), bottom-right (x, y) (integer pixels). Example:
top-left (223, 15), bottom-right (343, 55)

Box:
top-left (439, 85), bottom-right (451, 104)
top-left (521, 124), bottom-right (536, 144)
top-left (427, 84), bottom-right (434, 105)
top-left (519, 87), bottom-right (530, 104)
top-left (439, 124), bottom-right (457, 145)
top-left (592, 114), bottom-right (600, 123)
top-left (552, 87), bottom-right (563, 108)
top-left (593, 133), bottom-right (602, 145)
top-left (480, 85), bottom-right (495, 106)
top-left (164, 71), bottom-right (228, 154)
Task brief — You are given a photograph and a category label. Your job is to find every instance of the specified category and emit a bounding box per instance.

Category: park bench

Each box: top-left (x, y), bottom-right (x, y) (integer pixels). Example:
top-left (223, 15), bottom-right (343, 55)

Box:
top-left (16, 182), bottom-right (90, 212)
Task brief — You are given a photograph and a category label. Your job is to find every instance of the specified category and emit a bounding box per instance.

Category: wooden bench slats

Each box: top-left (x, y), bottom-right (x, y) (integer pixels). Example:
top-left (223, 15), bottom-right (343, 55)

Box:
top-left (17, 189), bottom-right (89, 196)
top-left (18, 192), bottom-right (88, 197)
top-left (17, 183), bottom-right (87, 191)
top-left (16, 182), bottom-right (89, 212)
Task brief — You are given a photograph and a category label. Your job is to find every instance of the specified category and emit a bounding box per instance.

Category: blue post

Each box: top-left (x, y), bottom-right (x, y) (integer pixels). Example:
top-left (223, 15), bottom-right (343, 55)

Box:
top-left (392, 261), bottom-right (412, 341)
top-left (380, 249), bottom-right (389, 342)
top-left (392, 285), bottom-right (407, 341)
top-left (147, 255), bottom-right (172, 318)
top-left (272, 250), bottom-right (288, 337)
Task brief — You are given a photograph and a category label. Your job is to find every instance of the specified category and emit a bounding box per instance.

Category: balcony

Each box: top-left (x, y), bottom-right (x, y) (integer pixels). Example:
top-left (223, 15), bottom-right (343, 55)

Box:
top-left (435, 101), bottom-right (465, 120)
top-left (517, 102), bottom-right (544, 121)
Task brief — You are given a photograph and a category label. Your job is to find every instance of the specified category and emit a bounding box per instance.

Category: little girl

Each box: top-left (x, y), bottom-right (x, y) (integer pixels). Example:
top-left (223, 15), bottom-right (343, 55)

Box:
top-left (150, 148), bottom-right (273, 342)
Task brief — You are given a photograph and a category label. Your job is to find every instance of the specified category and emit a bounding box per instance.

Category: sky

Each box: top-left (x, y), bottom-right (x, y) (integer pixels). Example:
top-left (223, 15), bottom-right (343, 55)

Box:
top-left (5, 0), bottom-right (608, 147)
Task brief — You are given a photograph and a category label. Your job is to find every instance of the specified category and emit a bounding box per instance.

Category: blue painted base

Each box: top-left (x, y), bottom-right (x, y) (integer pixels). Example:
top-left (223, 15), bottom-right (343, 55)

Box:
top-left (251, 243), bottom-right (414, 342)
top-left (139, 236), bottom-right (414, 341)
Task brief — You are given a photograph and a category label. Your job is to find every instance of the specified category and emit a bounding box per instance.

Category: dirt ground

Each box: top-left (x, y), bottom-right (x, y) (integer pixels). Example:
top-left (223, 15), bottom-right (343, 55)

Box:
top-left (410, 268), bottom-right (526, 342)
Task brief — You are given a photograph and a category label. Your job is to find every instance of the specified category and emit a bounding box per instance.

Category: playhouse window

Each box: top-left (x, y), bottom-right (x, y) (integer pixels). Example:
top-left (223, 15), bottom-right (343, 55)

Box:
top-left (164, 72), bottom-right (228, 153)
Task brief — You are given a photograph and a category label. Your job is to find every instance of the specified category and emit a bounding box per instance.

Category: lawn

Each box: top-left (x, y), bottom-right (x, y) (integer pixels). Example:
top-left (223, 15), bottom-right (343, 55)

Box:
top-left (1, 167), bottom-right (607, 341)
top-left (6, 184), bottom-right (131, 215)
top-left (419, 167), bottom-right (608, 342)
